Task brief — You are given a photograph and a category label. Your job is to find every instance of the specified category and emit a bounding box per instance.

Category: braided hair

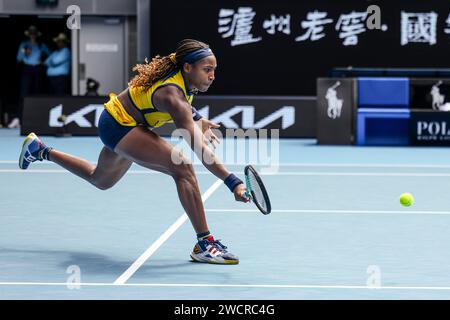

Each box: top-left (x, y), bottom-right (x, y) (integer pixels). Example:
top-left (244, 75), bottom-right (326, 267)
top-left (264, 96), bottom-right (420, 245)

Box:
top-left (128, 39), bottom-right (210, 91)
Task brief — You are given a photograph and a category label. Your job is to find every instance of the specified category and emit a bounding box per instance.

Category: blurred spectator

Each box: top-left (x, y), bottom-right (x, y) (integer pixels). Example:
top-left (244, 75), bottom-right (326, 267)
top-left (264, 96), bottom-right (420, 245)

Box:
top-left (45, 33), bottom-right (71, 95)
top-left (10, 25), bottom-right (50, 128)
top-left (85, 78), bottom-right (100, 96)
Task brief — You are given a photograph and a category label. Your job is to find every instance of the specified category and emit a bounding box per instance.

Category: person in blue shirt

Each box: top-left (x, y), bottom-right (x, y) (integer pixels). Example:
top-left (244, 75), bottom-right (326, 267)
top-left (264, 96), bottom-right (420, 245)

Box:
top-left (45, 33), bottom-right (71, 95)
top-left (10, 25), bottom-right (50, 128)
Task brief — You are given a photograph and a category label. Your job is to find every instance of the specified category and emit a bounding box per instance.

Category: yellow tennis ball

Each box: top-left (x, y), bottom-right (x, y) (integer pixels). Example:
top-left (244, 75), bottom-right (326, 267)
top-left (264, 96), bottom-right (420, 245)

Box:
top-left (400, 193), bottom-right (414, 207)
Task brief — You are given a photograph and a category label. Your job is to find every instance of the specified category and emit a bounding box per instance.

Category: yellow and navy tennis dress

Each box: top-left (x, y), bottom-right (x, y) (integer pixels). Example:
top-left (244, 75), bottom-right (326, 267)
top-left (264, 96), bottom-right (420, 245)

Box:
top-left (98, 70), bottom-right (195, 150)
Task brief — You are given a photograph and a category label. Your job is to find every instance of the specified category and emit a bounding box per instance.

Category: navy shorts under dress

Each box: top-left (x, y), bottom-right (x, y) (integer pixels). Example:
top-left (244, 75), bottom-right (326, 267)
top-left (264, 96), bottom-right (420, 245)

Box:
top-left (97, 109), bottom-right (134, 151)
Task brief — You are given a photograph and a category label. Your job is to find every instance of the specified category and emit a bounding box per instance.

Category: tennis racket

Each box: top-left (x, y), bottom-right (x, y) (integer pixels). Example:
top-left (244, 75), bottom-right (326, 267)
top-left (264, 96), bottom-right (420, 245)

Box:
top-left (244, 165), bottom-right (272, 215)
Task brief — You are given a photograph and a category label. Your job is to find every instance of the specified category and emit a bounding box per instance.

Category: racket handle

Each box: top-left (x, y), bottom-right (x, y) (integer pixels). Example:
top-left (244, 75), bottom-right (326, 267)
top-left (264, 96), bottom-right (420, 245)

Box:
top-left (244, 175), bottom-right (252, 202)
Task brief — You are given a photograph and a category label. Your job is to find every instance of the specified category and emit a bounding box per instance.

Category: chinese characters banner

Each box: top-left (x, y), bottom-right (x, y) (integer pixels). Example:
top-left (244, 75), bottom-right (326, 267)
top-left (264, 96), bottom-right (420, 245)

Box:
top-left (150, 0), bottom-right (450, 95)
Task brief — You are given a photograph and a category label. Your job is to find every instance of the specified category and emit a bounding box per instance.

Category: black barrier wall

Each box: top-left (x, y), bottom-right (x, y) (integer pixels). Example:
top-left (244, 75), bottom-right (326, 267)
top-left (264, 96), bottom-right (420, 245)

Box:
top-left (21, 96), bottom-right (106, 136)
top-left (316, 78), bottom-right (356, 145)
top-left (155, 96), bottom-right (316, 138)
top-left (410, 111), bottom-right (450, 146)
top-left (21, 96), bottom-right (316, 138)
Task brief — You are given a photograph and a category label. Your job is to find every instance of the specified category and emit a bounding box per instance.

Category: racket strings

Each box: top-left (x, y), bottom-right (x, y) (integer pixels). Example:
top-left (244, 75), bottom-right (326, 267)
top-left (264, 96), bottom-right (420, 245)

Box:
top-left (248, 171), bottom-right (268, 212)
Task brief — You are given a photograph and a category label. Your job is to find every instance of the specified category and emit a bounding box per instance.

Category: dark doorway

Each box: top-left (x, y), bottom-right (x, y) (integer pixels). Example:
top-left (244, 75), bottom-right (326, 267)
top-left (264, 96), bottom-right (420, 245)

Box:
top-left (0, 15), bottom-right (70, 126)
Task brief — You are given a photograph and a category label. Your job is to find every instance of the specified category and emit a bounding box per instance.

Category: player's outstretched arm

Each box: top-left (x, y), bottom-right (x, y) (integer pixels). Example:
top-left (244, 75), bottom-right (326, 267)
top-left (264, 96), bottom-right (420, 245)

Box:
top-left (153, 86), bottom-right (248, 202)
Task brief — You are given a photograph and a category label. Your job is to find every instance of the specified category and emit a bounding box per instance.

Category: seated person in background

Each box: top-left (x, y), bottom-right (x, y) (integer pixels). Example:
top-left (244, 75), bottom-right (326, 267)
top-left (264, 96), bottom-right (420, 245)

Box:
top-left (45, 33), bottom-right (71, 95)
top-left (85, 78), bottom-right (100, 96)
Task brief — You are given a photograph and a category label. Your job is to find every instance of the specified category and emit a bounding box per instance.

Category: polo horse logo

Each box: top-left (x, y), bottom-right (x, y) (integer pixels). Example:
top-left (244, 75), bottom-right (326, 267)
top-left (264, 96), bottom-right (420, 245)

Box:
top-left (431, 81), bottom-right (445, 110)
top-left (326, 81), bottom-right (343, 119)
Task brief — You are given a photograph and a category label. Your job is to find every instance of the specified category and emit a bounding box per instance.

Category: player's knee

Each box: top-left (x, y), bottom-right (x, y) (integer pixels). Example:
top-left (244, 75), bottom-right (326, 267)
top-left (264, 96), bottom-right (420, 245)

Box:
top-left (96, 183), bottom-right (113, 190)
top-left (96, 182), bottom-right (113, 190)
top-left (91, 178), bottom-right (115, 190)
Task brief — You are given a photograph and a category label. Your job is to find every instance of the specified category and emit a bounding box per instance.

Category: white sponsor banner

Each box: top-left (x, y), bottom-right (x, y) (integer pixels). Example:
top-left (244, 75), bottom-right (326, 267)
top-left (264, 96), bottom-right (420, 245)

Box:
top-left (86, 43), bottom-right (119, 53)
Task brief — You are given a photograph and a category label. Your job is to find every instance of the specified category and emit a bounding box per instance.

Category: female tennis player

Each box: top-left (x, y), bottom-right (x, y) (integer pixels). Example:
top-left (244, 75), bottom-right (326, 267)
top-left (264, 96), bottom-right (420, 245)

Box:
top-left (19, 39), bottom-right (249, 265)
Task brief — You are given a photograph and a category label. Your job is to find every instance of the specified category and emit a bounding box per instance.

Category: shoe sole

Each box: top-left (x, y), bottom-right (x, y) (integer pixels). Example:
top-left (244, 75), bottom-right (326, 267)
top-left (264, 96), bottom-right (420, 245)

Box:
top-left (19, 132), bottom-right (37, 170)
top-left (190, 254), bottom-right (239, 265)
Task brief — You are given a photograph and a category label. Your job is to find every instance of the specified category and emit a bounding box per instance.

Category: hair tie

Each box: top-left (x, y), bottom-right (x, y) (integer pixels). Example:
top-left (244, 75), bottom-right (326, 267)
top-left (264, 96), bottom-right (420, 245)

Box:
top-left (169, 53), bottom-right (177, 64)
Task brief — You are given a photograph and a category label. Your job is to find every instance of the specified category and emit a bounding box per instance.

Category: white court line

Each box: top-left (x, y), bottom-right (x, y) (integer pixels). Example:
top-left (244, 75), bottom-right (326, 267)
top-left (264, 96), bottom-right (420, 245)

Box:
top-left (113, 179), bottom-right (223, 285)
top-left (206, 209), bottom-right (450, 215)
top-left (3, 169), bottom-right (450, 177)
top-left (0, 169), bottom-right (169, 174)
top-left (258, 172), bottom-right (450, 177)
top-left (2, 282), bottom-right (450, 291)
top-left (0, 169), bottom-right (203, 174)
top-left (261, 163), bottom-right (450, 168)
top-left (3, 161), bottom-right (450, 168)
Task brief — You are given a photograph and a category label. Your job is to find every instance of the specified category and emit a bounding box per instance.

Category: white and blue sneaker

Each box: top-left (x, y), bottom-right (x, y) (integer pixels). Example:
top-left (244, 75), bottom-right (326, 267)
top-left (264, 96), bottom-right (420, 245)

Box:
top-left (19, 132), bottom-right (50, 170)
top-left (190, 237), bottom-right (239, 265)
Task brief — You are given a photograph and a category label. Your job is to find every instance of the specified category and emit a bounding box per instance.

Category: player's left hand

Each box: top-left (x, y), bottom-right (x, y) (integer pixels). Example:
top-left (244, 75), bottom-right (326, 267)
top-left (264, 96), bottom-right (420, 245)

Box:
top-left (199, 119), bottom-right (221, 148)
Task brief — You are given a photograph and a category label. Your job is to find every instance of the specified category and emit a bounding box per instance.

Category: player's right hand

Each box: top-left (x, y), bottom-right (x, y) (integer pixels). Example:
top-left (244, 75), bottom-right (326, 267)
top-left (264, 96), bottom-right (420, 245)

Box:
top-left (234, 183), bottom-right (250, 203)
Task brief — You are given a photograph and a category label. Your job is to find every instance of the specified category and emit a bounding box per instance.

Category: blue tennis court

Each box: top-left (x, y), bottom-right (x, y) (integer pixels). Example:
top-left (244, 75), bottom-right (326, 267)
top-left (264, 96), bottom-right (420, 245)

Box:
top-left (2, 128), bottom-right (450, 299)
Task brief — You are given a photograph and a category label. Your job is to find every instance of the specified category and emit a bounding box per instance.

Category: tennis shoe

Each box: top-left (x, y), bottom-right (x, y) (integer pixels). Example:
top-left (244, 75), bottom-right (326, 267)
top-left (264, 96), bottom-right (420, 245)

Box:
top-left (19, 133), bottom-right (49, 170)
top-left (190, 237), bottom-right (239, 265)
